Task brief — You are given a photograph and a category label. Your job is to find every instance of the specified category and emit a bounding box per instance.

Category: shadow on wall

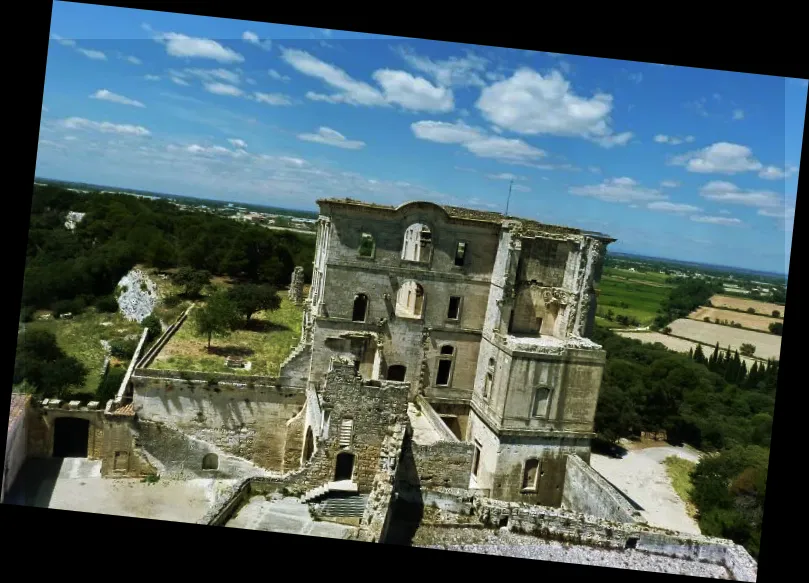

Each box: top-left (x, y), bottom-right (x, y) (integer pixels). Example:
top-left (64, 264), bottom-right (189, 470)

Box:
top-left (383, 433), bottom-right (424, 546)
top-left (3, 457), bottom-right (64, 508)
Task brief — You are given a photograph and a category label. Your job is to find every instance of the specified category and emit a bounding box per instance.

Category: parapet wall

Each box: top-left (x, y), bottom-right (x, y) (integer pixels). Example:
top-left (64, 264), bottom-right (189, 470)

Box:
top-left (562, 454), bottom-right (644, 524)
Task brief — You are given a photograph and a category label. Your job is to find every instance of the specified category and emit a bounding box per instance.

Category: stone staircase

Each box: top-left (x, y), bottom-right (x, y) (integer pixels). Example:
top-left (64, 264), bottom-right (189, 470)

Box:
top-left (280, 340), bottom-right (310, 372)
top-left (300, 480), bottom-right (358, 504)
top-left (318, 494), bottom-right (369, 518)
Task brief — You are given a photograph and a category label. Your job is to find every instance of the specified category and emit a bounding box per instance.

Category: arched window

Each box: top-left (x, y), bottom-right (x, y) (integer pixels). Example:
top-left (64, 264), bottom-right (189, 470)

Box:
top-left (202, 453), bottom-right (219, 470)
top-left (522, 459), bottom-right (539, 490)
top-left (436, 345), bottom-right (455, 387)
top-left (395, 281), bottom-right (425, 318)
top-left (401, 223), bottom-right (432, 263)
top-left (352, 293), bottom-right (368, 322)
top-left (532, 387), bottom-right (551, 418)
top-left (387, 365), bottom-right (407, 382)
top-left (484, 358), bottom-right (496, 399)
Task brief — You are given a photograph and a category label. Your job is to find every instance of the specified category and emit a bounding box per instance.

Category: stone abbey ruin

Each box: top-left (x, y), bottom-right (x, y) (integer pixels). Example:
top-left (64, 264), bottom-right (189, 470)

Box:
top-left (6, 198), bottom-right (757, 579)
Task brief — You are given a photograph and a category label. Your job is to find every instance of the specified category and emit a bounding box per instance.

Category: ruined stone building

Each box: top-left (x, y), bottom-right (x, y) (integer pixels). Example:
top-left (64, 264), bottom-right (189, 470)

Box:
top-left (291, 198), bottom-right (614, 506)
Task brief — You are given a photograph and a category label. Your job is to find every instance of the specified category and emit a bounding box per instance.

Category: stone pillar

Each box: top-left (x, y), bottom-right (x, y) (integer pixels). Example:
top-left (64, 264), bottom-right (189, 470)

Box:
top-left (288, 266), bottom-right (305, 305)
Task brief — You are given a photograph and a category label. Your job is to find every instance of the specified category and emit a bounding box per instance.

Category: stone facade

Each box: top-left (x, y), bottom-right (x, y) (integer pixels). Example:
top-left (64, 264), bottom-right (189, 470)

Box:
top-left (288, 266), bottom-right (305, 305)
top-left (291, 198), bottom-right (615, 506)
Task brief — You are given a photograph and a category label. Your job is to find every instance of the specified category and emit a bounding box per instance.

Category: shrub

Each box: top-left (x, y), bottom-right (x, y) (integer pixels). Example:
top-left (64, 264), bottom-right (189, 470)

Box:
top-left (51, 298), bottom-right (86, 318)
top-left (110, 338), bottom-right (139, 359)
top-left (142, 314), bottom-right (162, 342)
top-left (746, 307), bottom-right (756, 314)
top-left (95, 295), bottom-right (119, 313)
top-left (703, 317), bottom-right (711, 322)
top-left (771, 310), bottom-right (780, 318)
top-left (96, 366), bottom-right (126, 403)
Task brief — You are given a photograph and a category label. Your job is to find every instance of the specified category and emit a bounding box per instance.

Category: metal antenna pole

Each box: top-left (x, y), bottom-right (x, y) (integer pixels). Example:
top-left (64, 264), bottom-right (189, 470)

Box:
top-left (505, 179), bottom-right (514, 216)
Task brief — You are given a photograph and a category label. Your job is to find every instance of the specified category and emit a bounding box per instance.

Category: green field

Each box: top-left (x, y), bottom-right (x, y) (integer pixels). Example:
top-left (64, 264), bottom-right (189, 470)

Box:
top-left (595, 268), bottom-right (673, 327)
top-left (150, 291), bottom-right (304, 376)
top-left (663, 455), bottom-right (698, 518)
top-left (23, 310), bottom-right (143, 396)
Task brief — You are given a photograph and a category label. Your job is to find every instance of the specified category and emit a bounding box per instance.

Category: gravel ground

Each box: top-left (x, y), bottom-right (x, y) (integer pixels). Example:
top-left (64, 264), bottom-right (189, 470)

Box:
top-left (420, 529), bottom-right (730, 579)
top-left (590, 444), bottom-right (702, 535)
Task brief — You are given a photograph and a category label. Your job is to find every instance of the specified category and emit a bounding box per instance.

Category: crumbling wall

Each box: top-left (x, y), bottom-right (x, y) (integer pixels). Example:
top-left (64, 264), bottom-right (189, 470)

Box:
top-left (282, 403), bottom-right (306, 472)
top-left (410, 441), bottom-right (474, 490)
top-left (562, 454), bottom-right (643, 523)
top-left (288, 266), bottom-right (305, 305)
top-left (131, 373), bottom-right (305, 472)
top-left (100, 415), bottom-right (156, 477)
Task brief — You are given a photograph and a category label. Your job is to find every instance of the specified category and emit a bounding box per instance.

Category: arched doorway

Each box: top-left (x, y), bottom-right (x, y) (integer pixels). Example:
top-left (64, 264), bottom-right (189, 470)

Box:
top-left (52, 417), bottom-right (90, 457)
top-left (302, 427), bottom-right (315, 463)
top-left (352, 294), bottom-right (369, 322)
top-left (202, 453), bottom-right (219, 470)
top-left (387, 365), bottom-right (407, 382)
top-left (334, 452), bottom-right (355, 481)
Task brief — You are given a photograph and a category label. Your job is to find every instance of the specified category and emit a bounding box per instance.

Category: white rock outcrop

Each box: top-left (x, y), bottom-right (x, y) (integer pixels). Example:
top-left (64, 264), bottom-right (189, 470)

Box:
top-left (116, 269), bottom-right (158, 323)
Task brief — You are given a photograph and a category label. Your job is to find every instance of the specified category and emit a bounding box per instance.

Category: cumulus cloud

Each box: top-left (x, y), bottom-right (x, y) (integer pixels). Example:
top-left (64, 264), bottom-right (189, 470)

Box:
top-left (50, 34), bottom-right (76, 47)
top-left (372, 69), bottom-right (454, 113)
top-left (78, 48), bottom-right (107, 60)
top-left (281, 48), bottom-right (453, 113)
top-left (269, 69), bottom-right (291, 82)
top-left (204, 82), bottom-right (243, 97)
top-left (670, 142), bottom-right (763, 174)
top-left (475, 68), bottom-right (632, 147)
top-left (242, 31), bottom-right (272, 50)
top-left (486, 173), bottom-right (527, 181)
top-left (699, 181), bottom-right (782, 208)
top-left (568, 177), bottom-right (666, 204)
top-left (252, 92), bottom-right (292, 106)
top-left (647, 201), bottom-right (701, 213)
top-left (297, 127), bottom-right (365, 150)
top-left (144, 74), bottom-right (160, 81)
top-left (228, 138), bottom-right (247, 149)
top-left (758, 164), bottom-right (798, 180)
top-left (411, 120), bottom-right (546, 165)
top-left (690, 215), bottom-right (742, 225)
top-left (660, 180), bottom-right (680, 188)
top-left (184, 68), bottom-right (241, 84)
top-left (61, 117), bottom-right (151, 136)
top-left (154, 31), bottom-right (244, 63)
top-left (395, 46), bottom-right (488, 87)
top-left (654, 134), bottom-right (694, 145)
top-left (90, 89), bottom-right (145, 108)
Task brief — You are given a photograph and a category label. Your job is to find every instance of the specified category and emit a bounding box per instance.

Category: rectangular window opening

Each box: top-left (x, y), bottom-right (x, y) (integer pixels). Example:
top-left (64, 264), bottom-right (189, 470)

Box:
top-left (472, 441), bottom-right (482, 476)
top-left (455, 242), bottom-right (467, 267)
top-left (436, 359), bottom-right (452, 386)
top-left (447, 296), bottom-right (461, 320)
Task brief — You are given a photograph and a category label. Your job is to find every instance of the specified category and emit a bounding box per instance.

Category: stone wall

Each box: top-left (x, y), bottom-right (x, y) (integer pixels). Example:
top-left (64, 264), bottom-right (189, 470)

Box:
top-left (131, 373), bottom-right (305, 472)
top-left (100, 415), bottom-right (155, 477)
top-left (562, 454), bottom-right (644, 523)
top-left (288, 266), bottom-right (305, 304)
top-left (410, 440), bottom-right (474, 490)
top-left (282, 404), bottom-right (306, 472)
top-left (2, 396), bottom-right (30, 503)
top-left (25, 403), bottom-right (106, 459)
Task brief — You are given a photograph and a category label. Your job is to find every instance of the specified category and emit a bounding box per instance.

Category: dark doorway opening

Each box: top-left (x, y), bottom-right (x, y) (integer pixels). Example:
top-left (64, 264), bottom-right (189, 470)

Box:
top-left (387, 365), bottom-right (406, 382)
top-left (334, 452), bottom-right (355, 481)
top-left (472, 442), bottom-right (481, 477)
top-left (303, 427), bottom-right (315, 463)
top-left (352, 294), bottom-right (368, 322)
top-left (53, 417), bottom-right (90, 458)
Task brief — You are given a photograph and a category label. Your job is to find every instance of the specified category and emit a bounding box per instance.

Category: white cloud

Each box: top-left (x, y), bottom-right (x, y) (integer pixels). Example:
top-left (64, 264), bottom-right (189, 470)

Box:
top-left (690, 215), bottom-right (742, 226)
top-left (184, 68), bottom-right (241, 84)
top-left (50, 34), bottom-right (76, 47)
top-left (204, 83), bottom-right (243, 97)
top-left (269, 69), bottom-right (291, 82)
top-left (395, 46), bottom-right (488, 88)
top-left (411, 120), bottom-right (547, 165)
top-left (228, 138), bottom-right (247, 149)
top-left (61, 117), bottom-right (150, 136)
top-left (126, 55), bottom-right (142, 65)
top-left (486, 173), bottom-right (526, 181)
top-left (699, 181), bottom-right (782, 208)
top-left (719, 209), bottom-right (731, 215)
top-left (252, 92), bottom-right (292, 106)
top-left (297, 127), bottom-right (365, 150)
top-left (732, 109), bottom-right (745, 120)
top-left (372, 69), bottom-right (454, 113)
top-left (78, 48), bottom-right (107, 60)
top-left (242, 31), bottom-right (272, 50)
top-left (660, 180), bottom-right (680, 188)
top-left (144, 74), bottom-right (160, 81)
top-left (156, 31), bottom-right (244, 63)
top-left (758, 207), bottom-right (795, 219)
top-left (588, 166), bottom-right (601, 174)
top-left (281, 48), bottom-right (387, 107)
top-left (654, 134), bottom-right (694, 146)
top-left (758, 164), bottom-right (798, 180)
top-left (568, 177), bottom-right (666, 204)
top-left (671, 142), bottom-right (763, 174)
top-left (475, 68), bottom-right (631, 147)
top-left (512, 184), bottom-right (532, 192)
top-left (90, 89), bottom-right (145, 108)
top-left (170, 75), bottom-right (189, 86)
top-left (647, 201), bottom-right (701, 213)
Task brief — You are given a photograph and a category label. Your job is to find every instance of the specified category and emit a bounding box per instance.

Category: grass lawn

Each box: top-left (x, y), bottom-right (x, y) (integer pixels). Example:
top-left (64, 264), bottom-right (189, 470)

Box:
top-left (596, 273), bottom-right (673, 326)
top-left (23, 309), bottom-right (143, 396)
top-left (663, 455), bottom-right (698, 519)
top-left (150, 291), bottom-right (304, 376)
top-left (603, 267), bottom-right (672, 285)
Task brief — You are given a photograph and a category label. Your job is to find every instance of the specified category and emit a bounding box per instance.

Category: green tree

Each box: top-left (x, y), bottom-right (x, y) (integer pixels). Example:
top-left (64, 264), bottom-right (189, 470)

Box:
top-left (739, 343), bottom-right (756, 357)
top-left (226, 283), bottom-right (281, 323)
top-left (193, 291), bottom-right (240, 351)
top-left (14, 329), bottom-right (88, 398)
top-left (172, 267), bottom-right (211, 298)
top-left (142, 314), bottom-right (162, 342)
top-left (768, 322), bottom-right (783, 336)
top-left (771, 310), bottom-right (780, 318)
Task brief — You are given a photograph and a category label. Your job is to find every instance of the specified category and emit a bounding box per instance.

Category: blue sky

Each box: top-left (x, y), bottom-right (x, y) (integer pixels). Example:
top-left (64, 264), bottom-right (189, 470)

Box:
top-left (37, 2), bottom-right (804, 274)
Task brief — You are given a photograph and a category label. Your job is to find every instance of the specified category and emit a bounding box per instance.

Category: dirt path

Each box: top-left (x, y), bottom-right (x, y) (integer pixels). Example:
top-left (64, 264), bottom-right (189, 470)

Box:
top-left (590, 444), bottom-right (701, 535)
